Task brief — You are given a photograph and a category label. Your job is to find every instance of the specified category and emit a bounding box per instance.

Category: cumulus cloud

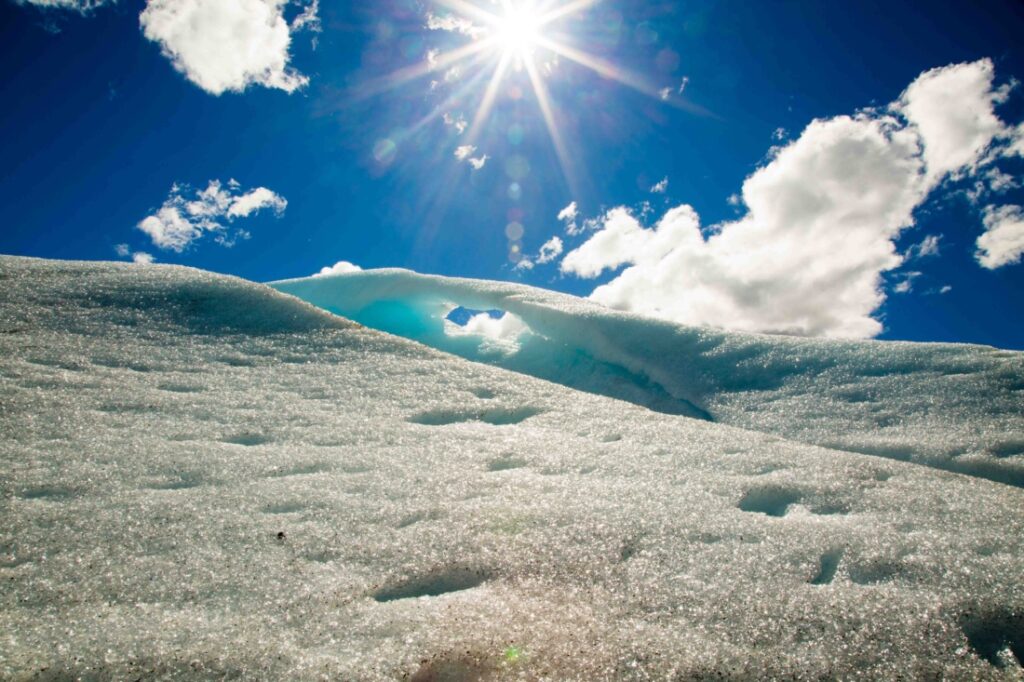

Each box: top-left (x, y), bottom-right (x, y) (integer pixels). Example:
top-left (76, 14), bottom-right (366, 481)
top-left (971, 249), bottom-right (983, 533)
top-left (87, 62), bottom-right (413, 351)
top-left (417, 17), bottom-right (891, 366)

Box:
top-left (536, 236), bottom-right (564, 264)
top-left (976, 205), bottom-right (1024, 269)
top-left (140, 0), bottom-right (312, 96)
top-left (899, 60), bottom-right (1008, 185)
top-left (560, 59), bottom-right (1023, 338)
top-left (114, 243), bottom-right (155, 264)
top-left (314, 260), bottom-right (362, 277)
top-left (650, 177), bottom-right (668, 194)
top-left (137, 180), bottom-right (287, 252)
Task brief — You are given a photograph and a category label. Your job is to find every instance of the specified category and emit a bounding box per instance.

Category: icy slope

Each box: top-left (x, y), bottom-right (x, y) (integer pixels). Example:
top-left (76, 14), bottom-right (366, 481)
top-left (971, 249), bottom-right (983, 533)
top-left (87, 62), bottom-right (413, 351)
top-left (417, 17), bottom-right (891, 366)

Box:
top-left (2, 256), bottom-right (1024, 680)
top-left (274, 269), bottom-right (1024, 487)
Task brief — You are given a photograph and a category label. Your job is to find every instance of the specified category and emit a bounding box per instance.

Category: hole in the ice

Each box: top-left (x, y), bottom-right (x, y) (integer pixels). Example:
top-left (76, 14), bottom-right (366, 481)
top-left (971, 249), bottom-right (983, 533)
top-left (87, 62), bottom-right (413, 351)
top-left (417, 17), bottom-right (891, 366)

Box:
top-left (372, 566), bottom-right (490, 602)
top-left (810, 549), bottom-right (843, 585)
top-left (960, 608), bottom-right (1024, 669)
top-left (263, 502), bottom-right (305, 515)
top-left (19, 486), bottom-right (75, 501)
top-left (222, 433), bottom-right (272, 446)
top-left (988, 440), bottom-right (1024, 458)
top-left (443, 306), bottom-right (531, 356)
top-left (396, 510), bottom-right (444, 529)
top-left (408, 406), bottom-right (544, 426)
top-left (217, 355), bottom-right (257, 367)
top-left (873, 469), bottom-right (893, 481)
top-left (847, 558), bottom-right (903, 585)
top-left (487, 455), bottom-right (528, 472)
top-left (410, 653), bottom-right (494, 682)
top-left (578, 465), bottom-right (597, 474)
top-left (599, 433), bottom-right (623, 443)
top-left (470, 387), bottom-right (496, 399)
top-left (28, 358), bottom-right (83, 371)
top-left (158, 383), bottom-right (205, 394)
top-left (266, 462), bottom-right (332, 478)
top-left (619, 537), bottom-right (641, 562)
top-left (737, 485), bottom-right (803, 517)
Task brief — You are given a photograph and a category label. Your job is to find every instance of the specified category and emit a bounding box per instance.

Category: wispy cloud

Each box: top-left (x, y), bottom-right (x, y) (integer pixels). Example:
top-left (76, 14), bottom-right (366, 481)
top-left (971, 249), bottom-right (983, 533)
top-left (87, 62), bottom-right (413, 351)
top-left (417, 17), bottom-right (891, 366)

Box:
top-left (137, 180), bottom-right (287, 252)
top-left (425, 12), bottom-right (484, 39)
top-left (558, 201), bottom-right (580, 235)
top-left (650, 177), bottom-right (668, 194)
top-left (536, 236), bottom-right (564, 264)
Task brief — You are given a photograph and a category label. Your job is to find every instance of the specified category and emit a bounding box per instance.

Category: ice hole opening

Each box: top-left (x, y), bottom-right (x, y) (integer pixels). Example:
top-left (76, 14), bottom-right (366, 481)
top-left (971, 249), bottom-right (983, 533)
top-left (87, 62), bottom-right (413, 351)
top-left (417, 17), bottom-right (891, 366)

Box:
top-left (445, 306), bottom-right (507, 326)
top-left (442, 305), bottom-right (533, 356)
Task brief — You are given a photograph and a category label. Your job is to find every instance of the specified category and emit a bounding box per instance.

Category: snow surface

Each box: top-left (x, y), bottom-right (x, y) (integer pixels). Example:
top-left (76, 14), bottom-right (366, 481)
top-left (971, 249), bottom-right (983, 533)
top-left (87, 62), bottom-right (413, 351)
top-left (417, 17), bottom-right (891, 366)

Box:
top-left (1, 255), bottom-right (1023, 679)
top-left (274, 269), bottom-right (1024, 488)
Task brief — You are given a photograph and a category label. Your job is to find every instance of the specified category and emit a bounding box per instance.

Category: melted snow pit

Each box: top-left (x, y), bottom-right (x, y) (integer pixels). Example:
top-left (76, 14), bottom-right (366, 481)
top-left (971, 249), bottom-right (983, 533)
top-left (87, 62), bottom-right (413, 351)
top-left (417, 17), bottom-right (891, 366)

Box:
top-left (1, 256), bottom-right (1023, 679)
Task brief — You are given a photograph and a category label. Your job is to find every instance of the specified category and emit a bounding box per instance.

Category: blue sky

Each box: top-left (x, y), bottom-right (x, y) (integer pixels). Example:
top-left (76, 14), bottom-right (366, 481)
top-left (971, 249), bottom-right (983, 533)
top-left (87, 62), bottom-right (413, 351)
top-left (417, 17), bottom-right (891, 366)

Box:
top-left (2, 0), bottom-right (1023, 347)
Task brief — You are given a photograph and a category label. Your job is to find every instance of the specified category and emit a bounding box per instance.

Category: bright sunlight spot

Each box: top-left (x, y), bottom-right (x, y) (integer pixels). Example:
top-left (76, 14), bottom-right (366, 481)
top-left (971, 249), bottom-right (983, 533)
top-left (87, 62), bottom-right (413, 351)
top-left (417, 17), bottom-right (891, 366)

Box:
top-left (494, 4), bottom-right (543, 56)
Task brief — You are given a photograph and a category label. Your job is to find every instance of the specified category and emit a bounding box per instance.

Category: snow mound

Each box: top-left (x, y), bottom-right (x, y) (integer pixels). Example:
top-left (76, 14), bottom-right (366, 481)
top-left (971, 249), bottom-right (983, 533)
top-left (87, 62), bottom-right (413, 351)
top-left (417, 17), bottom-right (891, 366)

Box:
top-left (274, 268), bottom-right (1024, 487)
top-left (2, 256), bottom-right (1023, 679)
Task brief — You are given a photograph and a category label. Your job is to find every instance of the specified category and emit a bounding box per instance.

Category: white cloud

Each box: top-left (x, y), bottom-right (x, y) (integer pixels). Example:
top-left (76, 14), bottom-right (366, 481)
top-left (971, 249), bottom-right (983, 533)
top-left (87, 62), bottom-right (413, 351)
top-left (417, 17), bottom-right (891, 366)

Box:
top-left (513, 257), bottom-right (534, 271)
top-left (678, 76), bottom-right (690, 94)
top-left (905, 234), bottom-right (941, 260)
top-left (976, 204), bottom-right (1024, 269)
top-left (772, 127), bottom-right (788, 141)
top-left (132, 252), bottom-right (155, 265)
top-left (940, 285), bottom-right (953, 294)
top-left (726, 193), bottom-right (741, 207)
top-left (140, 0), bottom-right (310, 96)
top-left (115, 243), bottom-right (131, 258)
top-left (557, 200), bottom-right (580, 234)
top-left (536, 236), bottom-right (564, 264)
top-left (897, 59), bottom-right (1008, 185)
top-left (892, 271), bottom-right (922, 294)
top-left (314, 260), bottom-right (362, 277)
top-left (650, 177), bottom-right (668, 194)
top-left (443, 112), bottom-right (467, 134)
top-left (658, 87), bottom-right (671, 101)
top-left (291, 0), bottom-right (319, 33)
top-left (444, 311), bottom-right (530, 355)
top-left (14, 0), bottom-right (110, 10)
top-left (454, 145), bottom-right (487, 169)
top-left (137, 180), bottom-right (286, 252)
top-left (562, 60), bottom-right (1022, 338)
top-left (425, 12), bottom-right (484, 38)
top-left (986, 168), bottom-right (1018, 193)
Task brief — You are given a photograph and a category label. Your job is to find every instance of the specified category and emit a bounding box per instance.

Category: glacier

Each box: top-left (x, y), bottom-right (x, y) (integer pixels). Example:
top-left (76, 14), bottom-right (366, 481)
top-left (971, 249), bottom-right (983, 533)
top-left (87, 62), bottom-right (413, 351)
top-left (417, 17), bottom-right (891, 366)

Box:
top-left (274, 269), bottom-right (1024, 488)
top-left (1, 255), bottom-right (1022, 679)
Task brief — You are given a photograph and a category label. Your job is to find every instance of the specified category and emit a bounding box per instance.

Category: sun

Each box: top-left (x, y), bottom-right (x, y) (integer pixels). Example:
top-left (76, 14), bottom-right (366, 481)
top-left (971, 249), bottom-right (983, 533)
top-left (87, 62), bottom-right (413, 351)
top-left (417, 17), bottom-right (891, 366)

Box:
top-left (493, 4), bottom-right (543, 57)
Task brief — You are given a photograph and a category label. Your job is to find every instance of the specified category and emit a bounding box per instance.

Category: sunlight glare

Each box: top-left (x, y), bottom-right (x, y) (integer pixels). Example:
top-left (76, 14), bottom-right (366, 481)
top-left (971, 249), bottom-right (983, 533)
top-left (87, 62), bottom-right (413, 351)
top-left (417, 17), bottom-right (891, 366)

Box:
top-left (494, 3), bottom-right (543, 57)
